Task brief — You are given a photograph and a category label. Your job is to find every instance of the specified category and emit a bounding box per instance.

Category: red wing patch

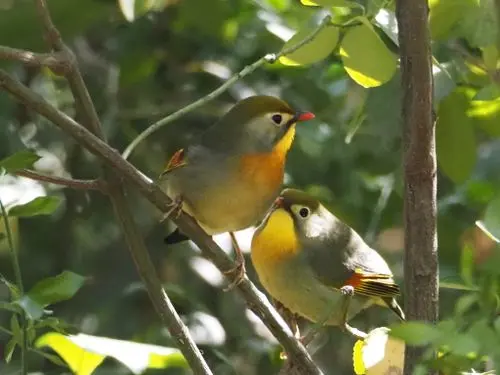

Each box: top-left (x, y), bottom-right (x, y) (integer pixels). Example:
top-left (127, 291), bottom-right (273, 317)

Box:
top-left (343, 269), bottom-right (400, 298)
top-left (161, 148), bottom-right (187, 176)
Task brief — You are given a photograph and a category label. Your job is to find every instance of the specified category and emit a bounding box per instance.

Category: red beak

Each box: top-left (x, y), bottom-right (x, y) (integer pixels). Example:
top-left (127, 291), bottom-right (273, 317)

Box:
top-left (296, 111), bottom-right (315, 122)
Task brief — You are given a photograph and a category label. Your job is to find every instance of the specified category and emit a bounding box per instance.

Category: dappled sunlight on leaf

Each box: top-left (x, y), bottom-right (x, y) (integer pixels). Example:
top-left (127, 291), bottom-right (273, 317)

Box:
top-left (36, 332), bottom-right (187, 374)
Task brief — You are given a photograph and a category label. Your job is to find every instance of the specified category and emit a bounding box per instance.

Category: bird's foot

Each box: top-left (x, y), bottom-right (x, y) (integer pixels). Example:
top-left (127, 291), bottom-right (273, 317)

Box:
top-left (160, 196), bottom-right (183, 223)
top-left (342, 322), bottom-right (367, 340)
top-left (223, 232), bottom-right (246, 291)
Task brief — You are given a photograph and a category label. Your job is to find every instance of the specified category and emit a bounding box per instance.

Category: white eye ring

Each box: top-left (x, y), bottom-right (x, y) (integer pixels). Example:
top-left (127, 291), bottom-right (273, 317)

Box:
top-left (291, 205), bottom-right (310, 219)
top-left (271, 113), bottom-right (283, 125)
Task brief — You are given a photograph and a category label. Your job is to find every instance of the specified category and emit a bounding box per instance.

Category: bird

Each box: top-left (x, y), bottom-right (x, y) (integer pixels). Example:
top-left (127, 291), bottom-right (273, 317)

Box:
top-left (158, 96), bottom-right (315, 288)
top-left (251, 188), bottom-right (405, 336)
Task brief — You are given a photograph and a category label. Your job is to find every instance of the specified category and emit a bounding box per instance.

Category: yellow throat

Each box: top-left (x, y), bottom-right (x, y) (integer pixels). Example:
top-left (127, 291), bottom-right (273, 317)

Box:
top-left (251, 208), bottom-right (299, 268)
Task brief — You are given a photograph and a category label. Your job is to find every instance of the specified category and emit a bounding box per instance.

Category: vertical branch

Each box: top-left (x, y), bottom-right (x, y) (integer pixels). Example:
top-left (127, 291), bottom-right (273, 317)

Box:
top-left (30, 1), bottom-right (212, 374)
top-left (395, 0), bottom-right (439, 374)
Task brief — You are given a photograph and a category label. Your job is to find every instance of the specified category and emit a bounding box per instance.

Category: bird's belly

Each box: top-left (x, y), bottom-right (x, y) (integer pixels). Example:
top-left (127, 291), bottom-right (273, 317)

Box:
top-left (163, 166), bottom-right (281, 234)
top-left (255, 260), bottom-right (371, 326)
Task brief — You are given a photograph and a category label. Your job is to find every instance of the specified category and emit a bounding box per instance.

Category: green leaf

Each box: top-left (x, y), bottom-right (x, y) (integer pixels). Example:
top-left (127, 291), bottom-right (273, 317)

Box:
top-left (454, 293), bottom-right (478, 316)
top-left (482, 45), bottom-right (499, 71)
top-left (0, 301), bottom-right (22, 314)
top-left (36, 332), bottom-right (188, 375)
top-left (483, 195), bottom-right (500, 241)
top-left (390, 322), bottom-right (441, 346)
top-left (15, 296), bottom-right (44, 320)
top-left (468, 97), bottom-right (500, 136)
top-left (8, 196), bottom-right (62, 217)
top-left (279, 25), bottom-right (339, 66)
top-left (0, 150), bottom-right (40, 173)
top-left (460, 0), bottom-right (498, 48)
top-left (429, 0), bottom-right (476, 40)
top-left (460, 243), bottom-right (474, 286)
top-left (264, 0), bottom-right (290, 11)
top-left (4, 337), bottom-right (16, 363)
top-left (436, 89), bottom-right (477, 183)
top-left (473, 84), bottom-right (500, 101)
top-left (10, 314), bottom-right (21, 342)
top-left (475, 220), bottom-right (499, 243)
top-left (26, 271), bottom-right (86, 307)
top-left (36, 350), bottom-right (68, 368)
top-left (340, 18), bottom-right (397, 88)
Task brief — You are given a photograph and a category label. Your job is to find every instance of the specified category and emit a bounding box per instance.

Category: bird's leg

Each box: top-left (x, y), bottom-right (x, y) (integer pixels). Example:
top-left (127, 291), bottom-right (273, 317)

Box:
top-left (160, 196), bottom-right (184, 223)
top-left (339, 285), bottom-right (367, 340)
top-left (222, 232), bottom-right (247, 291)
top-left (273, 299), bottom-right (300, 361)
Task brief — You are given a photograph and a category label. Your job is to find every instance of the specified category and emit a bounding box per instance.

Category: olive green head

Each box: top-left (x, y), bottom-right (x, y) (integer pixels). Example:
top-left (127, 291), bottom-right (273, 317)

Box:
top-left (200, 96), bottom-right (314, 154)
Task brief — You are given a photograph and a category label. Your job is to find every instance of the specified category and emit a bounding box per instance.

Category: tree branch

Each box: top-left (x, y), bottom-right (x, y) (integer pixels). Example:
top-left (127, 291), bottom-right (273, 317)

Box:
top-left (0, 46), bottom-right (69, 73)
top-left (395, 0), bottom-right (439, 374)
top-left (15, 169), bottom-right (104, 191)
top-left (29, 1), bottom-right (212, 374)
top-left (0, 69), bottom-right (322, 375)
top-left (121, 15), bottom-right (332, 160)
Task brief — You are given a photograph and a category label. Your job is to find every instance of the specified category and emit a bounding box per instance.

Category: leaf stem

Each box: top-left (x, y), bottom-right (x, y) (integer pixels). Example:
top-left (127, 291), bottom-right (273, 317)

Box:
top-left (0, 199), bottom-right (27, 375)
top-left (122, 15), bottom-right (332, 160)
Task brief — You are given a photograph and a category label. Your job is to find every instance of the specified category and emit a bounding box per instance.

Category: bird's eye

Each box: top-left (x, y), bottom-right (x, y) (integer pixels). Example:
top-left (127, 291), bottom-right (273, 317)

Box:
top-left (271, 114), bottom-right (283, 125)
top-left (299, 207), bottom-right (310, 218)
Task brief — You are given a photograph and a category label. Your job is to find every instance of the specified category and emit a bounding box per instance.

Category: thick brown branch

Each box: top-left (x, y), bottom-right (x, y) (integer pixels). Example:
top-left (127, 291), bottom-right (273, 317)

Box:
top-left (0, 69), bottom-right (322, 375)
top-left (395, 0), bottom-right (439, 374)
top-left (0, 47), bottom-right (69, 73)
top-left (15, 169), bottom-right (104, 191)
top-left (29, 1), bottom-right (213, 374)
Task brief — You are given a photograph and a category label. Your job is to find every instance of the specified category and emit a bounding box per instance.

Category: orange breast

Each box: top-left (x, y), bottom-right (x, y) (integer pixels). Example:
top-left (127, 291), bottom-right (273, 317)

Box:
top-left (239, 126), bottom-right (296, 190)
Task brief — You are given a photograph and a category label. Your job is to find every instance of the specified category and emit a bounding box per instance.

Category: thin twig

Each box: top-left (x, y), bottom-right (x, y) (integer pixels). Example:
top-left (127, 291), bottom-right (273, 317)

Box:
top-left (0, 199), bottom-right (27, 375)
top-left (31, 1), bottom-right (213, 374)
top-left (0, 70), bottom-right (322, 375)
top-left (121, 15), bottom-right (332, 160)
top-left (15, 169), bottom-right (104, 191)
top-left (0, 46), bottom-right (69, 73)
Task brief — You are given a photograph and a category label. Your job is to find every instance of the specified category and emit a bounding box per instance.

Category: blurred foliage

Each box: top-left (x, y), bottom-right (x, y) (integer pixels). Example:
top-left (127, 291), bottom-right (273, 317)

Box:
top-left (0, 0), bottom-right (500, 374)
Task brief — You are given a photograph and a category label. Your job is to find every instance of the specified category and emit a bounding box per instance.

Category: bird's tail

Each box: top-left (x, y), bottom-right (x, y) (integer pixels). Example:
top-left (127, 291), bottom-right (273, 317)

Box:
top-left (383, 297), bottom-right (406, 321)
top-left (164, 228), bottom-right (189, 245)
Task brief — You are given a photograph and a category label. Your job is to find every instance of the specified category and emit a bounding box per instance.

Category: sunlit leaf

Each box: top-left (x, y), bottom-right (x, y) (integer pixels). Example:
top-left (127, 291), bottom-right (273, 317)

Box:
top-left (279, 25), bottom-right (339, 66)
top-left (460, 0), bottom-right (498, 47)
top-left (436, 89), bottom-right (477, 183)
top-left (8, 196), bottom-right (61, 217)
top-left (468, 97), bottom-right (500, 136)
top-left (475, 220), bottom-right (499, 243)
top-left (340, 19), bottom-right (397, 87)
top-left (353, 327), bottom-right (404, 375)
top-left (36, 332), bottom-right (187, 375)
top-left (264, 0), bottom-right (290, 11)
top-left (26, 271), bottom-right (86, 307)
top-left (36, 333), bottom-right (105, 375)
top-left (300, 0), bottom-right (348, 6)
top-left (0, 150), bottom-right (40, 173)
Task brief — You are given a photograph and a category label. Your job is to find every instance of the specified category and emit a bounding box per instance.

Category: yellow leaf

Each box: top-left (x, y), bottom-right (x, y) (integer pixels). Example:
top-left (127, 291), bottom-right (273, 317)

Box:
top-left (300, 0), bottom-right (348, 6)
top-left (36, 332), bottom-right (105, 375)
top-left (279, 25), bottom-right (339, 66)
top-left (340, 19), bottom-right (397, 87)
top-left (352, 327), bottom-right (405, 375)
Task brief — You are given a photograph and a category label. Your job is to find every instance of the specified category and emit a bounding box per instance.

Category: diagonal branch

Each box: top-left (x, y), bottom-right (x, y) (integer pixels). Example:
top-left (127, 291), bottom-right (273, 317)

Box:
top-left (0, 69), bottom-right (322, 375)
top-left (29, 1), bottom-right (212, 374)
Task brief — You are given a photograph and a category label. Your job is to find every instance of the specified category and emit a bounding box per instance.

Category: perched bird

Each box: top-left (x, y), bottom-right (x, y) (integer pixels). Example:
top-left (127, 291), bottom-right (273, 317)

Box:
top-left (159, 96), bottom-right (315, 286)
top-left (251, 188), bottom-right (405, 334)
